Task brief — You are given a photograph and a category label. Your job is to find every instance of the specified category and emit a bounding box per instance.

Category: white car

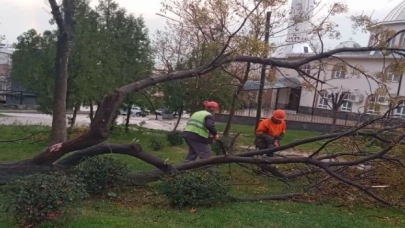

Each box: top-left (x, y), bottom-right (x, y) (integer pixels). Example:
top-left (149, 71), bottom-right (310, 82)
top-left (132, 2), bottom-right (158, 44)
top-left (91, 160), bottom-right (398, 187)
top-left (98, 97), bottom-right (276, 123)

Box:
top-left (120, 106), bottom-right (148, 117)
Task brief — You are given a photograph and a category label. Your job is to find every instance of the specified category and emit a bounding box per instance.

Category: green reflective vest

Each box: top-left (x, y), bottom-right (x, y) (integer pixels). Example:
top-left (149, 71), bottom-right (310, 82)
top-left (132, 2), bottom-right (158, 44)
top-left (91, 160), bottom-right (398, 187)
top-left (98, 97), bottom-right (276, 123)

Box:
top-left (184, 110), bottom-right (211, 138)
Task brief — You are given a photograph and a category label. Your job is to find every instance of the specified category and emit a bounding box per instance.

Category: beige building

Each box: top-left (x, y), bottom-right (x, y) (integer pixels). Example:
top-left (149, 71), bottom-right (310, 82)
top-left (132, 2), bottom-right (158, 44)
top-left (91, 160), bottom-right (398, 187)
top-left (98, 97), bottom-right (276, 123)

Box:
top-left (242, 0), bottom-right (405, 122)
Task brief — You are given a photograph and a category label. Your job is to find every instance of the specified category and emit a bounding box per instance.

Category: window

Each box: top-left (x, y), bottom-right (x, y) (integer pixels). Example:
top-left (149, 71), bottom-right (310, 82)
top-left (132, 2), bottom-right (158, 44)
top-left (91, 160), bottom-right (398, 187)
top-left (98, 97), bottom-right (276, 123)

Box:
top-left (301, 64), bottom-right (311, 75)
top-left (388, 72), bottom-right (401, 82)
top-left (394, 104), bottom-right (405, 117)
top-left (366, 103), bottom-right (378, 114)
top-left (402, 35), bottom-right (405, 47)
top-left (341, 100), bottom-right (352, 112)
top-left (367, 95), bottom-right (379, 114)
top-left (332, 64), bottom-right (346, 79)
top-left (318, 91), bottom-right (328, 108)
top-left (0, 80), bottom-right (6, 91)
top-left (341, 94), bottom-right (352, 112)
top-left (384, 65), bottom-right (402, 83)
top-left (369, 95), bottom-right (388, 104)
top-left (388, 36), bottom-right (396, 47)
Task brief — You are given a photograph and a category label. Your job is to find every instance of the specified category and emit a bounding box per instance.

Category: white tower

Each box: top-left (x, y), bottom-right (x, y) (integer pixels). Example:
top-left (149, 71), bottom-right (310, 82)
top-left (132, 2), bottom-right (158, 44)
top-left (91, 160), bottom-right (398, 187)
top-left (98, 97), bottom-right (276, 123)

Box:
top-left (286, 0), bottom-right (315, 43)
top-left (273, 0), bottom-right (315, 58)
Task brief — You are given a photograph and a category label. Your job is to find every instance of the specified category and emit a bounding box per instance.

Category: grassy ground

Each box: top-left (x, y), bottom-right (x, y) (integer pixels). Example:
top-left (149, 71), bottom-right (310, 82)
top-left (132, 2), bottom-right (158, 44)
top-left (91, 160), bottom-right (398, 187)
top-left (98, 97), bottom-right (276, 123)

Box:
top-left (0, 124), bottom-right (404, 227)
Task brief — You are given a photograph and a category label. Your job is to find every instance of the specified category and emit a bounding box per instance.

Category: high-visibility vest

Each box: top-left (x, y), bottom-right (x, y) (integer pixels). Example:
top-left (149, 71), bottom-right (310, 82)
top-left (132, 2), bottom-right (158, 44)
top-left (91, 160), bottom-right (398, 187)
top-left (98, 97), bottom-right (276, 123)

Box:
top-left (184, 110), bottom-right (211, 138)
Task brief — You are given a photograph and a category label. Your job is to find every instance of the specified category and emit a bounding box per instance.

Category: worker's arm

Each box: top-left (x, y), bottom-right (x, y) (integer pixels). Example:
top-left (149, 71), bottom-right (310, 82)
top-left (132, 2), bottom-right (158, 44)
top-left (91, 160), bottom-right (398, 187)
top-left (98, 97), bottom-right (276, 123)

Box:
top-left (274, 121), bottom-right (287, 141)
top-left (205, 115), bottom-right (218, 137)
top-left (255, 120), bottom-right (274, 141)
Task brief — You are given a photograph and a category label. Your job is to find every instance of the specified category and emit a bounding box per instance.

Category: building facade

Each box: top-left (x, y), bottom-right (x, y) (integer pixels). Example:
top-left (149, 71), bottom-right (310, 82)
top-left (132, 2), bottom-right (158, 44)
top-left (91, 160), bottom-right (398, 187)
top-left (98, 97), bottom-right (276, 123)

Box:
top-left (0, 44), bottom-right (37, 106)
top-left (242, 0), bottom-right (405, 121)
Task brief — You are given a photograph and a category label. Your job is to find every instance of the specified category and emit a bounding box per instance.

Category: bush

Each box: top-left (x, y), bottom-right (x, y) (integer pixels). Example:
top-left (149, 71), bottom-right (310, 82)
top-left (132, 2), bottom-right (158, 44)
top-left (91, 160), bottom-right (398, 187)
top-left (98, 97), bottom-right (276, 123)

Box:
top-left (68, 126), bottom-right (90, 139)
top-left (73, 157), bottom-right (130, 195)
top-left (160, 170), bottom-right (230, 207)
top-left (2, 172), bottom-right (88, 226)
top-left (212, 135), bottom-right (232, 155)
top-left (166, 131), bottom-right (184, 146)
top-left (149, 137), bottom-right (165, 151)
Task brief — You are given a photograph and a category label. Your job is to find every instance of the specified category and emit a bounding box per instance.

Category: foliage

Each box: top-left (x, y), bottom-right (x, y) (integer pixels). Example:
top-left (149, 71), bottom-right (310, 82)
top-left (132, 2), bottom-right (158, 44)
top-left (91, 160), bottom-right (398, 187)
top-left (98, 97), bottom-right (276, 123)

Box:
top-left (68, 126), bottom-right (90, 139)
top-left (212, 135), bottom-right (235, 155)
top-left (1, 172), bottom-right (88, 226)
top-left (73, 156), bottom-right (130, 195)
top-left (11, 0), bottom-right (153, 113)
top-left (11, 29), bottom-right (57, 113)
top-left (160, 170), bottom-right (231, 207)
top-left (166, 131), bottom-right (184, 146)
top-left (149, 137), bottom-right (165, 151)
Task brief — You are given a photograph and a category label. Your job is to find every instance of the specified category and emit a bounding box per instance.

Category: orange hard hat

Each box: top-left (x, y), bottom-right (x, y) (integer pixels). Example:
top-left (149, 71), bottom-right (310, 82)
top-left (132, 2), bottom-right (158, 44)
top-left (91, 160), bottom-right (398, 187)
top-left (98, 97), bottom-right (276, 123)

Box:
top-left (272, 109), bottom-right (286, 120)
top-left (204, 101), bottom-right (220, 110)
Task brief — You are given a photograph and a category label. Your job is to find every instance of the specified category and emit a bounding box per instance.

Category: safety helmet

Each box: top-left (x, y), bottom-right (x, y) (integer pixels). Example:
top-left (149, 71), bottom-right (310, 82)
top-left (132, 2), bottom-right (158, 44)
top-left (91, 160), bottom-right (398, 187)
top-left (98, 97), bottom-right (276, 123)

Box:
top-left (204, 101), bottom-right (220, 110)
top-left (272, 109), bottom-right (286, 120)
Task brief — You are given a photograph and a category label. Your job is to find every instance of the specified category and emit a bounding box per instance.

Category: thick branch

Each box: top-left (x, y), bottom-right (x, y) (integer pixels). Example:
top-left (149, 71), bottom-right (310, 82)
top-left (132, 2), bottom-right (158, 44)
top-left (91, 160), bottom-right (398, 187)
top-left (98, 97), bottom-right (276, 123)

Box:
top-left (31, 45), bottom-right (404, 165)
top-left (56, 143), bottom-right (175, 172)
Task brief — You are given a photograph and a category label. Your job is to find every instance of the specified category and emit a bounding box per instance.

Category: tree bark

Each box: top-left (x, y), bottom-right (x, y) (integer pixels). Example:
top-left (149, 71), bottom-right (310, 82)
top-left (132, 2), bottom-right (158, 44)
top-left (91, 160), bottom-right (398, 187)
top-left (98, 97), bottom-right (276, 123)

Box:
top-left (69, 103), bottom-right (80, 131)
top-left (224, 63), bottom-right (251, 136)
top-left (331, 110), bottom-right (338, 132)
top-left (173, 105), bottom-right (183, 131)
top-left (140, 91), bottom-right (159, 120)
top-left (49, 0), bottom-right (76, 144)
top-left (89, 100), bottom-right (94, 123)
top-left (125, 102), bottom-right (132, 132)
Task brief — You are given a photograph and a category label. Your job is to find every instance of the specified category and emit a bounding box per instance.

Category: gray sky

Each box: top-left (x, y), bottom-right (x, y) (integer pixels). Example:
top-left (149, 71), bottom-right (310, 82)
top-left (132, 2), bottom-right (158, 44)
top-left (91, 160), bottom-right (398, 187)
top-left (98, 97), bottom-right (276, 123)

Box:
top-left (0, 0), bottom-right (402, 49)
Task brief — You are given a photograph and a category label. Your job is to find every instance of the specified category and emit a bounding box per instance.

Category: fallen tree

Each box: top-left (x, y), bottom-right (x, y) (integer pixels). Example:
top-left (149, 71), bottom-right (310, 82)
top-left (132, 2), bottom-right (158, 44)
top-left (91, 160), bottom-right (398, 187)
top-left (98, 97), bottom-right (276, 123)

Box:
top-left (2, 0), bottom-right (405, 207)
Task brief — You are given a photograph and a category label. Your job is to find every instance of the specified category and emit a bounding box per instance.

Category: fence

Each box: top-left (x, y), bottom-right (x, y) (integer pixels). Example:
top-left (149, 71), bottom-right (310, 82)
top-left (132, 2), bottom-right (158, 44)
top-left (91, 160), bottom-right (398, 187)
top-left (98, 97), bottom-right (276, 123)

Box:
top-left (0, 90), bottom-right (37, 106)
top-left (222, 108), bottom-right (366, 127)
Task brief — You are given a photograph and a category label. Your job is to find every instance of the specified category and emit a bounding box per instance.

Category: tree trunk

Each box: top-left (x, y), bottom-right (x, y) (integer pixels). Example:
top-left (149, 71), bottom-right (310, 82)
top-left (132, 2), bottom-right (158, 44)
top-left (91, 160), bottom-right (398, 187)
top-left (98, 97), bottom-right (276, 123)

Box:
top-left (50, 34), bottom-right (69, 143)
top-left (173, 105), bottom-right (183, 132)
top-left (49, 0), bottom-right (76, 144)
top-left (224, 63), bottom-right (251, 136)
top-left (89, 100), bottom-right (94, 123)
top-left (68, 103), bottom-right (80, 132)
top-left (140, 91), bottom-right (159, 120)
top-left (331, 110), bottom-right (338, 132)
top-left (224, 93), bottom-right (239, 136)
top-left (125, 103), bottom-right (132, 132)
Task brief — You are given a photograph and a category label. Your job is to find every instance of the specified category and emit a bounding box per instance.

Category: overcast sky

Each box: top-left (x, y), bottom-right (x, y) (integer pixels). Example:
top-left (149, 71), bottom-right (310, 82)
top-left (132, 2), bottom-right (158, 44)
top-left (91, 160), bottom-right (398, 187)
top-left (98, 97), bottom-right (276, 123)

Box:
top-left (0, 0), bottom-right (403, 49)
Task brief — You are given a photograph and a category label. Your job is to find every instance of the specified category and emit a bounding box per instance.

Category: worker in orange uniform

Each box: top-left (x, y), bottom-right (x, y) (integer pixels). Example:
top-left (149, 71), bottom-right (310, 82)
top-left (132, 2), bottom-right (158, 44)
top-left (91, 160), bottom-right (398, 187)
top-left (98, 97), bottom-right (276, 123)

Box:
top-left (254, 109), bottom-right (287, 157)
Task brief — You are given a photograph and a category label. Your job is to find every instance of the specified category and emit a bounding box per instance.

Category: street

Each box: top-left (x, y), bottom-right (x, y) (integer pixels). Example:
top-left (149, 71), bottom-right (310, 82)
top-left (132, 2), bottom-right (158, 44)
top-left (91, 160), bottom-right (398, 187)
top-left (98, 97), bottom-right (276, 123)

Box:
top-left (0, 112), bottom-right (190, 131)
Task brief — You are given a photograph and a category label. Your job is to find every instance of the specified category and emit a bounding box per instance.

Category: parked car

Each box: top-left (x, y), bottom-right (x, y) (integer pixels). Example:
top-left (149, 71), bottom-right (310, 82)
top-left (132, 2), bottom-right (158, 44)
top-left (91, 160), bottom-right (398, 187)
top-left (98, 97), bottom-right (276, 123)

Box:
top-left (120, 106), bottom-right (148, 117)
top-left (154, 108), bottom-right (178, 117)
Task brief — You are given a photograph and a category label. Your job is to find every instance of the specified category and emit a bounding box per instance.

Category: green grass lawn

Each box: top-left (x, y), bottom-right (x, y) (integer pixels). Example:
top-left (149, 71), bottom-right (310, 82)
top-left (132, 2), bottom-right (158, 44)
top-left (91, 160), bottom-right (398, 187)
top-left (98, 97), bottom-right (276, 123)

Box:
top-left (215, 123), bottom-right (322, 151)
top-left (0, 125), bottom-right (404, 228)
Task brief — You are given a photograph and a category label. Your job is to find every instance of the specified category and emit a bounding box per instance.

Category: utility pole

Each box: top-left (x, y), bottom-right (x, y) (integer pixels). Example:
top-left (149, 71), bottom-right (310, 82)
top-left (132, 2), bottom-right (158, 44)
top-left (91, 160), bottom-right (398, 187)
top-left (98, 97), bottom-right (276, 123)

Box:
top-left (255, 11), bottom-right (272, 130)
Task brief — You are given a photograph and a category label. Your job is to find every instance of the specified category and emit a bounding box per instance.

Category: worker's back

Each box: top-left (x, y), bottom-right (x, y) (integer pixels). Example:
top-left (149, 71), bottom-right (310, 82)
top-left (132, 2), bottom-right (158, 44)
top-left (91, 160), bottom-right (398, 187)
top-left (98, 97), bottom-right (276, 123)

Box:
top-left (255, 118), bottom-right (286, 137)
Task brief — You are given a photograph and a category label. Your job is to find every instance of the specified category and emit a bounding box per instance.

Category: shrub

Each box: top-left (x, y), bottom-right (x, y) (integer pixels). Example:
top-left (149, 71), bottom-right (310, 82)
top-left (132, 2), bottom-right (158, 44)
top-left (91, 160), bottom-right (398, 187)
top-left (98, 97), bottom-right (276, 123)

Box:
top-left (166, 131), bottom-right (184, 146)
top-left (73, 156), bottom-right (130, 195)
top-left (149, 137), bottom-right (165, 151)
top-left (212, 135), bottom-right (232, 155)
top-left (2, 172), bottom-right (88, 226)
top-left (68, 126), bottom-right (90, 140)
top-left (160, 170), bottom-right (231, 207)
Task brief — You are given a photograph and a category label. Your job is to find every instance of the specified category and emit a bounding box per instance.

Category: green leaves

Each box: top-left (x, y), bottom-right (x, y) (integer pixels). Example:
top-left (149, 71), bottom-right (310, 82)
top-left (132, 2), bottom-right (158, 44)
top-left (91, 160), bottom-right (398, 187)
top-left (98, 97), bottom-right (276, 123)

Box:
top-left (166, 131), bottom-right (184, 146)
top-left (160, 170), bottom-right (231, 207)
top-left (11, 0), bottom-right (154, 112)
top-left (2, 172), bottom-right (88, 226)
top-left (73, 156), bottom-right (130, 195)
